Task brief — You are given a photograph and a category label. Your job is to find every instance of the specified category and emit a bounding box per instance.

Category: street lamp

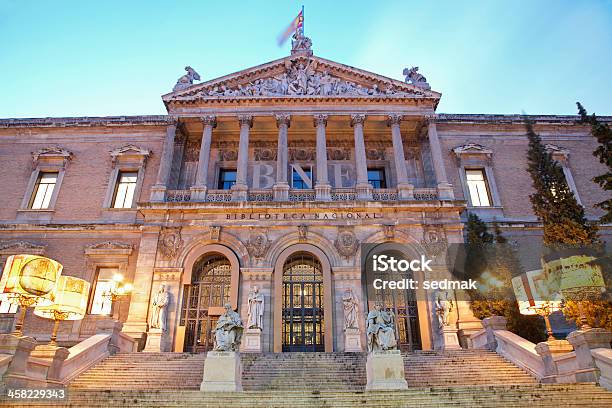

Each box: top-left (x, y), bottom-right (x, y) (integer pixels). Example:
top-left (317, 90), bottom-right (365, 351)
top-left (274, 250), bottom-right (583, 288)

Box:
top-left (0, 255), bottom-right (63, 336)
top-left (512, 269), bottom-right (562, 341)
top-left (106, 273), bottom-right (133, 319)
top-left (34, 276), bottom-right (90, 346)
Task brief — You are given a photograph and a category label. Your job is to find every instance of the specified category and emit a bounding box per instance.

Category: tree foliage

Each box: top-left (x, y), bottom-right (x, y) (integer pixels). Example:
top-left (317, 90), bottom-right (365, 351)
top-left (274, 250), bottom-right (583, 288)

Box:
top-left (576, 102), bottom-right (612, 224)
top-left (464, 212), bottom-right (546, 343)
top-left (524, 117), bottom-right (599, 245)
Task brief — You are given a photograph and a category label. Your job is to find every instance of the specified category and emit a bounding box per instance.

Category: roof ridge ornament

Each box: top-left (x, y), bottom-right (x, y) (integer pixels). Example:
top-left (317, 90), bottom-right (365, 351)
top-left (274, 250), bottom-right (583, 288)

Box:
top-left (403, 66), bottom-right (431, 90)
top-left (173, 66), bottom-right (201, 91)
top-left (291, 30), bottom-right (312, 56)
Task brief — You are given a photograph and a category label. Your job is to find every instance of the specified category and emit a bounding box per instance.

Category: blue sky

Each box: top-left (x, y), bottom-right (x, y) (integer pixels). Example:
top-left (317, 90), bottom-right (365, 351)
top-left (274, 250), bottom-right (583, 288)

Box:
top-left (1, 0), bottom-right (611, 118)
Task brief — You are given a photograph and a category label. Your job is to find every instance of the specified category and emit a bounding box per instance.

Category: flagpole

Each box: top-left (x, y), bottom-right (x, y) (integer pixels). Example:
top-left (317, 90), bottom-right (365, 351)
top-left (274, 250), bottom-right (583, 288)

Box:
top-left (302, 5), bottom-right (305, 36)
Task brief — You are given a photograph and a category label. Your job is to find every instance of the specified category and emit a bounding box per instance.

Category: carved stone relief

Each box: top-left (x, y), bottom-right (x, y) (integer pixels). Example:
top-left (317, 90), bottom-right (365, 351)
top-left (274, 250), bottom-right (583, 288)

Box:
top-left (159, 227), bottom-right (183, 259)
top-left (210, 226), bottom-right (221, 242)
top-left (245, 229), bottom-right (272, 260)
top-left (289, 148), bottom-right (315, 162)
top-left (254, 148), bottom-right (277, 161)
top-left (334, 227), bottom-right (359, 259)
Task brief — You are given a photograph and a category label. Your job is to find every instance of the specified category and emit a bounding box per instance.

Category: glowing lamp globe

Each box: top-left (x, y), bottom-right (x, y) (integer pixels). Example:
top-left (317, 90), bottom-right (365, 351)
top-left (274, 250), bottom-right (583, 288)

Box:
top-left (34, 275), bottom-right (90, 346)
top-left (0, 254), bottom-right (63, 307)
top-left (34, 276), bottom-right (90, 321)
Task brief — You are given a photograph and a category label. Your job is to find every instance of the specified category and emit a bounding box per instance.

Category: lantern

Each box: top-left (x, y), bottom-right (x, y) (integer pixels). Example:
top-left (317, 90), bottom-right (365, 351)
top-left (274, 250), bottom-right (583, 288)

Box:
top-left (34, 276), bottom-right (90, 346)
top-left (0, 254), bottom-right (63, 336)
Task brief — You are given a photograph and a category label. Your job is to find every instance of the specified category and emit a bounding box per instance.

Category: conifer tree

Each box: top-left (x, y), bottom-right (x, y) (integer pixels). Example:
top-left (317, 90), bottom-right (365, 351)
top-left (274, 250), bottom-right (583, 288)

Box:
top-left (464, 212), bottom-right (545, 343)
top-left (524, 117), bottom-right (599, 245)
top-left (577, 102), bottom-right (612, 223)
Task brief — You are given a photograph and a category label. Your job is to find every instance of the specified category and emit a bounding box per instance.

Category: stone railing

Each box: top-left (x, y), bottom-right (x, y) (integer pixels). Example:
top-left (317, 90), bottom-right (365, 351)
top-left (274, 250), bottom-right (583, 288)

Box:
top-left (0, 320), bottom-right (137, 388)
top-left (163, 186), bottom-right (441, 203)
top-left (166, 189), bottom-right (191, 202)
top-left (205, 189), bottom-right (232, 202)
top-left (289, 189), bottom-right (316, 202)
top-left (469, 316), bottom-right (612, 388)
top-left (414, 188), bottom-right (438, 201)
top-left (331, 188), bottom-right (356, 201)
top-left (248, 189), bottom-right (274, 202)
top-left (372, 188), bottom-right (398, 201)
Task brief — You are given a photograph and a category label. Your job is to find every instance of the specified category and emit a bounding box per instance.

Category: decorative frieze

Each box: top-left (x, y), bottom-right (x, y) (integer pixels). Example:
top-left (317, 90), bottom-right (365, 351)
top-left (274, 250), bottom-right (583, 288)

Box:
top-left (85, 241), bottom-right (133, 256)
top-left (0, 241), bottom-right (46, 255)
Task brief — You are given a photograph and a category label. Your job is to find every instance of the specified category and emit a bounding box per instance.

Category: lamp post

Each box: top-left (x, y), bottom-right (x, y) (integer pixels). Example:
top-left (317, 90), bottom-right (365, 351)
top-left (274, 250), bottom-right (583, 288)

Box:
top-left (34, 276), bottom-right (90, 346)
top-left (106, 273), bottom-right (133, 320)
top-left (0, 254), bottom-right (63, 336)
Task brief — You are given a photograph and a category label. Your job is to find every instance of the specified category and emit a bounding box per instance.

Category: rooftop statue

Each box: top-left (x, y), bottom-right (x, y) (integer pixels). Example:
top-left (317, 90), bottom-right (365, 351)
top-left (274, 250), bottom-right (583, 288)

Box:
top-left (173, 66), bottom-right (201, 91)
top-left (403, 66), bottom-right (431, 90)
top-left (291, 30), bottom-right (312, 54)
top-left (367, 303), bottom-right (397, 351)
top-left (213, 303), bottom-right (244, 351)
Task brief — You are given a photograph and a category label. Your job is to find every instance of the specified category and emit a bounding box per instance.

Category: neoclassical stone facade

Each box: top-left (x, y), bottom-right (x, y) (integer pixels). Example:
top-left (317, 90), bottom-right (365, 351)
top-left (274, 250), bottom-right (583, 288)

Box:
top-left (0, 40), bottom-right (609, 353)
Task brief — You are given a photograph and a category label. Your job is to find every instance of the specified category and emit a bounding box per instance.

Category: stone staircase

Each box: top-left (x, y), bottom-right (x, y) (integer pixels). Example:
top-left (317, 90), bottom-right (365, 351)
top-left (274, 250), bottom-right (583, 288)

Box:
top-left (3, 384), bottom-right (612, 407)
top-left (13, 350), bottom-right (606, 407)
top-left (68, 352), bottom-right (205, 390)
top-left (241, 352), bottom-right (366, 391)
top-left (404, 349), bottom-right (537, 386)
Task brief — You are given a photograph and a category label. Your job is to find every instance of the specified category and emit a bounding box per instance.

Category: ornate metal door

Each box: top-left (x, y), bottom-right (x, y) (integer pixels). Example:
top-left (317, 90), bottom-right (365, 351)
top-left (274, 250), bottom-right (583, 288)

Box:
top-left (180, 254), bottom-right (231, 353)
top-left (369, 249), bottom-right (421, 351)
top-left (282, 252), bottom-right (324, 352)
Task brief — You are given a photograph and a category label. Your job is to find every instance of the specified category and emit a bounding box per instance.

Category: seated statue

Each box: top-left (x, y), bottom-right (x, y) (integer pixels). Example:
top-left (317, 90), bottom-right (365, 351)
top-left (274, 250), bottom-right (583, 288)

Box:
top-left (367, 303), bottom-right (397, 351)
top-left (213, 303), bottom-right (244, 351)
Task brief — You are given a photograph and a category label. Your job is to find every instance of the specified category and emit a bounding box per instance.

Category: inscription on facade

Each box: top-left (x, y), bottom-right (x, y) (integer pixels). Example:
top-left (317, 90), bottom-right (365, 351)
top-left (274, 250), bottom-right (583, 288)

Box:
top-left (226, 212), bottom-right (383, 220)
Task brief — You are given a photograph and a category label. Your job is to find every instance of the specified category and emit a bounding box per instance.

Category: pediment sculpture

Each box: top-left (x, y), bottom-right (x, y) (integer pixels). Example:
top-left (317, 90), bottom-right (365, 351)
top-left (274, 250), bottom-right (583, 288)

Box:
top-left (192, 60), bottom-right (421, 99)
top-left (173, 66), bottom-right (201, 91)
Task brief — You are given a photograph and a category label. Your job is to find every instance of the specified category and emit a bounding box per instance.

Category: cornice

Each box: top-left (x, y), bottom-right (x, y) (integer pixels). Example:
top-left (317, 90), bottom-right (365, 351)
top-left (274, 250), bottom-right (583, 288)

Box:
top-left (437, 113), bottom-right (612, 125)
top-left (0, 115), bottom-right (174, 129)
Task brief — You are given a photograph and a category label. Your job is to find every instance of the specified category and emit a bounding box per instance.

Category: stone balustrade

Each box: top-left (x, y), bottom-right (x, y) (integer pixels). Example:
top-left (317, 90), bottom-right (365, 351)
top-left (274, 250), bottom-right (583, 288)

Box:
top-left (163, 187), bottom-right (439, 203)
top-left (468, 315), bottom-right (612, 389)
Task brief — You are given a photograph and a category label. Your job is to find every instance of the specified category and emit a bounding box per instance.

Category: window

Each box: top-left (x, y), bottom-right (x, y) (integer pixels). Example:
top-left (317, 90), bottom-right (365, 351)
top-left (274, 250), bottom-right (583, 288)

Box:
top-left (0, 297), bottom-right (18, 313)
top-left (89, 267), bottom-right (118, 315)
top-left (292, 166), bottom-right (312, 189)
top-left (218, 169), bottom-right (237, 190)
top-left (465, 169), bottom-right (491, 207)
top-left (112, 171), bottom-right (138, 208)
top-left (29, 172), bottom-right (58, 209)
top-left (367, 168), bottom-right (386, 189)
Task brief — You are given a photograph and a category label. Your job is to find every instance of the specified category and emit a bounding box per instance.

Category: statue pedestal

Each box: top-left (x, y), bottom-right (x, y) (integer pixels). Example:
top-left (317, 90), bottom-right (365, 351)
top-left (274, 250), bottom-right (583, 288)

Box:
top-left (143, 328), bottom-right (163, 352)
top-left (344, 328), bottom-right (362, 352)
top-left (200, 351), bottom-right (243, 392)
top-left (366, 350), bottom-right (408, 390)
top-left (440, 326), bottom-right (461, 350)
top-left (242, 328), bottom-right (262, 353)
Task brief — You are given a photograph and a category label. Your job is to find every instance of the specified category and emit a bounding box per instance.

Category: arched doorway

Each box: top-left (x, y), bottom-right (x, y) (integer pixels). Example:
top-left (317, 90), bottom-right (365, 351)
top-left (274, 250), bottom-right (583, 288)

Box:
top-left (180, 253), bottom-right (232, 352)
top-left (363, 244), bottom-right (422, 351)
top-left (273, 244), bottom-right (333, 352)
top-left (281, 252), bottom-right (324, 352)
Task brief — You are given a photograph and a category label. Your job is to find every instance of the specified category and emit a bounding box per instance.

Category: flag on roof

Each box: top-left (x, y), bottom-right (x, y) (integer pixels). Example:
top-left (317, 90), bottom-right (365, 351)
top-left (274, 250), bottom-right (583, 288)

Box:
top-left (277, 8), bottom-right (304, 46)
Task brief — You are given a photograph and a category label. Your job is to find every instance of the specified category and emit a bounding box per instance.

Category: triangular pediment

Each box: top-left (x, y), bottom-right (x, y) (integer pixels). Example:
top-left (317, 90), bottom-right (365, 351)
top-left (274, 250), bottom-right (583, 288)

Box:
top-left (162, 54), bottom-right (441, 106)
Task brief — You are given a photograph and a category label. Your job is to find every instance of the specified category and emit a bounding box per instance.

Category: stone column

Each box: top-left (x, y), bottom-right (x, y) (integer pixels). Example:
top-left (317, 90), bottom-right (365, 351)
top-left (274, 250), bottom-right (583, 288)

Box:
top-left (190, 115), bottom-right (216, 201)
top-left (388, 114), bottom-right (414, 200)
top-left (150, 121), bottom-right (178, 202)
top-left (426, 116), bottom-right (454, 199)
top-left (232, 115), bottom-right (252, 201)
top-left (273, 114), bottom-right (290, 201)
top-left (351, 114), bottom-right (372, 200)
top-left (123, 226), bottom-right (161, 348)
top-left (314, 114), bottom-right (331, 201)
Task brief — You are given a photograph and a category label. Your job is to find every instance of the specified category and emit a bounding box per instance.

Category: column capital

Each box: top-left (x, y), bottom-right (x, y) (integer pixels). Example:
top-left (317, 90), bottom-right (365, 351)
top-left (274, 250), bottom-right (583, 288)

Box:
top-left (313, 114), bottom-right (328, 127)
top-left (200, 115), bottom-right (217, 128)
top-left (350, 114), bottom-right (366, 127)
top-left (387, 114), bottom-right (403, 127)
top-left (275, 114), bottom-right (291, 128)
top-left (237, 115), bottom-right (253, 128)
top-left (423, 114), bottom-right (438, 125)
